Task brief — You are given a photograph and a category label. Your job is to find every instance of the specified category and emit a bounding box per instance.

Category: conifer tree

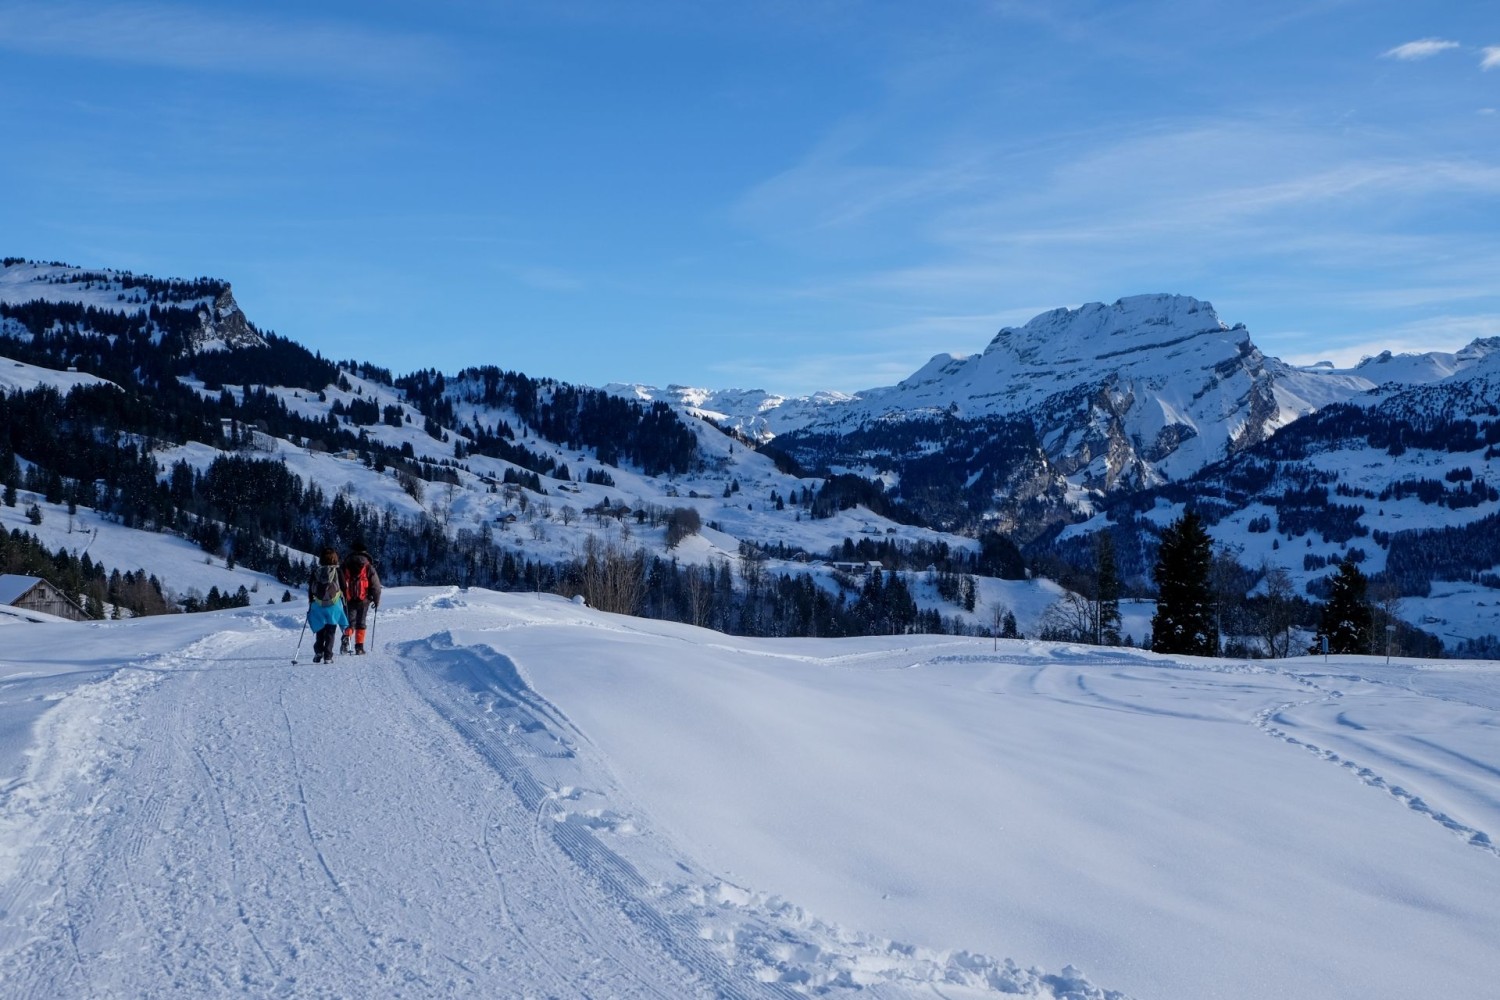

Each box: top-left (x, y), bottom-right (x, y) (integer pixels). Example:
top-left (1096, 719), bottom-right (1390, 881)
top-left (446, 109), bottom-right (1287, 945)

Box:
top-left (1150, 510), bottom-right (1217, 655)
top-left (1319, 559), bottom-right (1372, 654)
top-left (1094, 532), bottom-right (1122, 646)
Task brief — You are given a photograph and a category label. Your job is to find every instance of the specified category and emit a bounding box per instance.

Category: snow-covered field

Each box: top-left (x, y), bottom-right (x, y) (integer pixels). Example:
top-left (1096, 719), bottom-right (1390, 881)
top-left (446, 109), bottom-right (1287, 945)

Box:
top-left (1, 589), bottom-right (1497, 998)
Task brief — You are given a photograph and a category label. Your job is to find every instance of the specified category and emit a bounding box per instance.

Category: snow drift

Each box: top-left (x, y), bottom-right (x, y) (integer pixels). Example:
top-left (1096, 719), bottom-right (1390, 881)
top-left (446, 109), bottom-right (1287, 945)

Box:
top-left (1, 588), bottom-right (1497, 998)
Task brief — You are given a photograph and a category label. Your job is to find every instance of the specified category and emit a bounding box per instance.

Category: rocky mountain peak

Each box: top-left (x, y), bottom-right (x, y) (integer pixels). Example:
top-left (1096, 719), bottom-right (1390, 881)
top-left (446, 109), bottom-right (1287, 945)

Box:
top-left (981, 294), bottom-right (1235, 364)
top-left (190, 287), bottom-right (265, 352)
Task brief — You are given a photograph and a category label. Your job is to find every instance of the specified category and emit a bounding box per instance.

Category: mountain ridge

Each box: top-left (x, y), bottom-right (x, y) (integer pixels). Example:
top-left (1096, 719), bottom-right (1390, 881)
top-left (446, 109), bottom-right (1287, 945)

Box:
top-left (4, 257), bottom-right (1499, 652)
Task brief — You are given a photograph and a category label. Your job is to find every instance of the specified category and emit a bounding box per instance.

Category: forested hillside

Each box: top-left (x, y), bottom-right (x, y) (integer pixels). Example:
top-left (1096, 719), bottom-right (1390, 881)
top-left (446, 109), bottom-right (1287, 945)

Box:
top-left (5, 259), bottom-right (1499, 655)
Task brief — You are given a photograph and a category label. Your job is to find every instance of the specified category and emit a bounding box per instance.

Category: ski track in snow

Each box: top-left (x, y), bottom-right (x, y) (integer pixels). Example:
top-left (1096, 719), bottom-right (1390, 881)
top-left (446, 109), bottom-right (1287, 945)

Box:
top-left (1253, 681), bottom-right (1500, 860)
top-left (937, 644), bottom-right (1500, 863)
top-left (0, 594), bottom-right (1132, 999)
top-left (1030, 644), bottom-right (1500, 861)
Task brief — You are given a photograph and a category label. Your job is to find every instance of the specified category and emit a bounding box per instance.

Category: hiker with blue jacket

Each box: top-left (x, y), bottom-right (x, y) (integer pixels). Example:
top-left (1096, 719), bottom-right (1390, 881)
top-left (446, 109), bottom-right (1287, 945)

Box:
top-left (307, 547), bottom-right (349, 663)
top-left (340, 541), bottom-right (382, 655)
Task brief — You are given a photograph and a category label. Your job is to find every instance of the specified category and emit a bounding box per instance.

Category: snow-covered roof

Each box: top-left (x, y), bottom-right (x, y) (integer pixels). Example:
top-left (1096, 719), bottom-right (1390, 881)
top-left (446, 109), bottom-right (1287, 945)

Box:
top-left (0, 574), bottom-right (43, 605)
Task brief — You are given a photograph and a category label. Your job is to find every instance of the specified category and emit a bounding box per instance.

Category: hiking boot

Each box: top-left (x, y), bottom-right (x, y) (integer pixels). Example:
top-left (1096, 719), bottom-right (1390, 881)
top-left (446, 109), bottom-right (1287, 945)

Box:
top-left (355, 644), bottom-right (365, 655)
top-left (340, 636), bottom-right (351, 654)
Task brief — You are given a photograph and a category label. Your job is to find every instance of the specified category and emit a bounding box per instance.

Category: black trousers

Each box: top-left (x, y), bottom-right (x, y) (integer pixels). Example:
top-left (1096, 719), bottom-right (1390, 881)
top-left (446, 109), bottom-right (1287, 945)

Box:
top-left (345, 600), bottom-right (371, 631)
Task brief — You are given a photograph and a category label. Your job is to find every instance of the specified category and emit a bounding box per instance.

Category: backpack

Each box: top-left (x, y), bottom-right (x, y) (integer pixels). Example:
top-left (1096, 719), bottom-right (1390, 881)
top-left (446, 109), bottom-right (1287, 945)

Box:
top-left (345, 559), bottom-right (369, 602)
top-left (313, 564), bottom-right (342, 606)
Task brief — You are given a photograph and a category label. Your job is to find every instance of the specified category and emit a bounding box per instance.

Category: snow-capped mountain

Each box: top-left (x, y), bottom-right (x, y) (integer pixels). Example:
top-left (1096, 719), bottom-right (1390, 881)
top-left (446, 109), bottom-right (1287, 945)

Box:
top-left (3, 256), bottom-right (1498, 650)
top-left (637, 296), bottom-right (1499, 497)
top-left (618, 296), bottom-right (1500, 570)
top-left (606, 383), bottom-right (853, 442)
top-left (1057, 347), bottom-right (1500, 652)
top-left (1344, 337), bottom-right (1500, 389)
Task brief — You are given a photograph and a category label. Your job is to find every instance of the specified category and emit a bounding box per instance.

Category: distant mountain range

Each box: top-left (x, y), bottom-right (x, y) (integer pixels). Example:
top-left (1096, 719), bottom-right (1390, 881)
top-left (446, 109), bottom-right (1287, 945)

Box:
top-left (625, 294), bottom-right (1497, 495)
top-left (3, 258), bottom-right (1498, 653)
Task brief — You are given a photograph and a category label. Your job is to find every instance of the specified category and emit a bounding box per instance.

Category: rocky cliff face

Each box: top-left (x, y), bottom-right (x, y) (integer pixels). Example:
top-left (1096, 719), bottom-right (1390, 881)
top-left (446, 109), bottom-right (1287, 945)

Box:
top-left (818, 294), bottom-right (1378, 490)
top-left (190, 287), bottom-right (265, 352)
top-left (0, 260), bottom-right (266, 355)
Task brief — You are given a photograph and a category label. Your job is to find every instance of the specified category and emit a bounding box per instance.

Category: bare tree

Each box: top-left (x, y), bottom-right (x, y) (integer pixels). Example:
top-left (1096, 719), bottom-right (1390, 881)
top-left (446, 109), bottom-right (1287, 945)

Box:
top-left (685, 563), bottom-right (713, 628)
top-left (395, 469), bottom-right (424, 503)
top-left (665, 507), bottom-right (702, 548)
top-left (1039, 592), bottom-right (1094, 642)
top-left (579, 534), bottom-right (645, 616)
top-left (1370, 576), bottom-right (1403, 661)
top-left (1257, 562), bottom-right (1297, 658)
top-left (1210, 545), bottom-right (1249, 655)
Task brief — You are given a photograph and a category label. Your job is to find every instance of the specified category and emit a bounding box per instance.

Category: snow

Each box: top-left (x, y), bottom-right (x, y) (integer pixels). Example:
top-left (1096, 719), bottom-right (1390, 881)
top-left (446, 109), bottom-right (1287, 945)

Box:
top-left (0, 356), bottom-right (114, 396)
top-left (0, 261), bottom-right (207, 313)
top-left (0, 497), bottom-right (291, 609)
top-left (2, 588), bottom-right (1498, 998)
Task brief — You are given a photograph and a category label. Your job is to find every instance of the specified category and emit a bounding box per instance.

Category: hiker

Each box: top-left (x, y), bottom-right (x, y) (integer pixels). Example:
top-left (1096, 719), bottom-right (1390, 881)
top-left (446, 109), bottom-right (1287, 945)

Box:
top-left (306, 547), bottom-right (349, 664)
top-left (340, 541), bottom-right (382, 655)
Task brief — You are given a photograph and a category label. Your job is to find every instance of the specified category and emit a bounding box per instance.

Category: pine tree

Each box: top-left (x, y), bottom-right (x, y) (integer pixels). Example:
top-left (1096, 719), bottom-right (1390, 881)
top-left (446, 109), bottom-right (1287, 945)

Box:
top-left (1094, 532), bottom-right (1122, 645)
top-left (1150, 510), bottom-right (1218, 656)
top-left (1001, 610), bottom-right (1019, 639)
top-left (1319, 559), bottom-right (1372, 654)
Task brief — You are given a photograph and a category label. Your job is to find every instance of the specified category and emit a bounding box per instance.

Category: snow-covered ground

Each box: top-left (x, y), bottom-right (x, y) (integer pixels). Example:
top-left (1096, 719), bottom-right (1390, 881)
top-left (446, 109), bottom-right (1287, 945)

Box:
top-left (1, 588), bottom-right (1497, 998)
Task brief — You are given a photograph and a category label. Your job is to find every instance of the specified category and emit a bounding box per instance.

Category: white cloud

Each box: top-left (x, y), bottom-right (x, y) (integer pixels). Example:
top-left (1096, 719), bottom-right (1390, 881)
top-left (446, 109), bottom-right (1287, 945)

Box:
top-left (0, 1), bottom-right (451, 84)
top-left (1382, 38), bottom-right (1461, 61)
top-left (1277, 314), bottom-right (1500, 370)
top-left (1482, 47), bottom-right (1500, 70)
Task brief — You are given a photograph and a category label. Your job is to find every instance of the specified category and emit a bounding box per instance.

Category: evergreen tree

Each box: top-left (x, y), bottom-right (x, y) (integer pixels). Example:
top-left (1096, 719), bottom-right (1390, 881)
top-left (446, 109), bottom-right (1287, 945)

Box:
top-left (1150, 510), bottom-right (1218, 655)
top-left (1094, 532), bottom-right (1122, 645)
top-left (1319, 559), bottom-right (1372, 654)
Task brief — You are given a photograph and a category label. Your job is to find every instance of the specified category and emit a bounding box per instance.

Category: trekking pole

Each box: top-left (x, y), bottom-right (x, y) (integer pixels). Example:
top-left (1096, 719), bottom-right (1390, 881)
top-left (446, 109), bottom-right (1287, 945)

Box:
top-left (292, 620), bottom-right (307, 664)
top-left (369, 605), bottom-right (377, 652)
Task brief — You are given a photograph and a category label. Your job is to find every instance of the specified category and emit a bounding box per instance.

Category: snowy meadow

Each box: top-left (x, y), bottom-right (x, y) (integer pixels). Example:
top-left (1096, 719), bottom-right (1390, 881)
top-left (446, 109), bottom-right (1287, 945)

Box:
top-left (1, 588), bottom-right (1497, 999)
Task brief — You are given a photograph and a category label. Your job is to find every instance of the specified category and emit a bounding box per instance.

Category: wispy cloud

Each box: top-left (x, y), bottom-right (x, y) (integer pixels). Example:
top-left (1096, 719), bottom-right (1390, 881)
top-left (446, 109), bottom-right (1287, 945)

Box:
top-left (0, 1), bottom-right (452, 84)
top-left (728, 111), bottom-right (1500, 384)
top-left (1278, 314), bottom-right (1500, 369)
top-left (1382, 38), bottom-right (1461, 61)
top-left (1483, 47), bottom-right (1500, 70)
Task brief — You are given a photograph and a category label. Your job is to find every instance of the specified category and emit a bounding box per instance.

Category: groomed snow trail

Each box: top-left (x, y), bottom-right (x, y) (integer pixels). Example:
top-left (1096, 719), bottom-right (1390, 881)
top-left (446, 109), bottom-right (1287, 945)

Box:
top-left (0, 591), bottom-right (1128, 1000)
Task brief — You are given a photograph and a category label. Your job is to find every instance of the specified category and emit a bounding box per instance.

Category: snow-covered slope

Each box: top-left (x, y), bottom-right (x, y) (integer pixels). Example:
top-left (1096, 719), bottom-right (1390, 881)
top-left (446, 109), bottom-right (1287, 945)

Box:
top-left (1345, 337), bottom-right (1500, 388)
top-left (0, 259), bottom-right (264, 352)
top-left (0, 355), bottom-right (114, 395)
top-left (1, 589), bottom-right (1498, 999)
top-left (608, 384), bottom-right (855, 442)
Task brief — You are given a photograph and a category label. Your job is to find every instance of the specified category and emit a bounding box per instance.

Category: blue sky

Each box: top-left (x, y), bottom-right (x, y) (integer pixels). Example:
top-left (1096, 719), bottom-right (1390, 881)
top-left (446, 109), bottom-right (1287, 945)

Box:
top-left (2, 1), bottom-right (1496, 395)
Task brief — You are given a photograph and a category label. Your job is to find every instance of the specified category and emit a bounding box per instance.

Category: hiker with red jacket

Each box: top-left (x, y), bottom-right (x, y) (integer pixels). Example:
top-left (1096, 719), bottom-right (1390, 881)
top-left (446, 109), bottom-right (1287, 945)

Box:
top-left (340, 541), bottom-right (383, 655)
top-left (306, 547), bottom-right (349, 664)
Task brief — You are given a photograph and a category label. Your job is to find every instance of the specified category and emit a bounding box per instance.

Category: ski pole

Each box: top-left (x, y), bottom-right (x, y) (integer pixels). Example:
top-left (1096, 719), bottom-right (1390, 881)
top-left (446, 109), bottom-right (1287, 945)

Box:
top-left (292, 620), bottom-right (307, 664)
top-left (369, 604), bottom-right (377, 651)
